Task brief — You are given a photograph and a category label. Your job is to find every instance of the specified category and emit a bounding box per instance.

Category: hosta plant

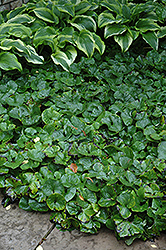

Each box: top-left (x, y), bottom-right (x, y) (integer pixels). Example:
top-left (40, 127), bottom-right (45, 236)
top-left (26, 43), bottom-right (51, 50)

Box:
top-left (0, 0), bottom-right (105, 71)
top-left (98, 0), bottom-right (166, 51)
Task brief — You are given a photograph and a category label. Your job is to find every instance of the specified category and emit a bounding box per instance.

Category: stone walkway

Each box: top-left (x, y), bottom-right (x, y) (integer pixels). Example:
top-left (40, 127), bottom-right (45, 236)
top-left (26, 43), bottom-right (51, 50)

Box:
top-left (0, 193), bottom-right (166, 250)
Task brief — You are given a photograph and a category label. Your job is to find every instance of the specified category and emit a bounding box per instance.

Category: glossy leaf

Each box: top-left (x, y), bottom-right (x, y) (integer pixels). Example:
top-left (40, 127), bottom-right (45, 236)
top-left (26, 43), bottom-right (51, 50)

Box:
top-left (142, 31), bottom-right (158, 50)
top-left (104, 24), bottom-right (127, 39)
top-left (114, 31), bottom-right (133, 52)
top-left (33, 8), bottom-right (59, 24)
top-left (46, 193), bottom-right (66, 211)
top-left (0, 52), bottom-right (22, 71)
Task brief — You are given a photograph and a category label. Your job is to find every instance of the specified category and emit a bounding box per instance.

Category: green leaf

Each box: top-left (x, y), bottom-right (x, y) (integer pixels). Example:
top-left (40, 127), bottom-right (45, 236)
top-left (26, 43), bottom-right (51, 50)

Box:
top-left (92, 33), bottom-right (105, 54)
top-left (42, 107), bottom-right (62, 124)
top-left (142, 31), bottom-right (158, 50)
top-left (28, 199), bottom-right (49, 212)
top-left (117, 191), bottom-right (135, 208)
top-left (61, 172), bottom-right (81, 188)
top-left (158, 141), bottom-right (166, 160)
top-left (57, 2), bottom-right (74, 17)
top-left (64, 187), bottom-right (76, 202)
top-left (33, 7), bottom-right (59, 24)
top-left (98, 198), bottom-right (116, 207)
top-left (117, 205), bottom-right (131, 219)
top-left (0, 157), bottom-right (7, 166)
top-left (101, 112), bottom-right (122, 133)
top-left (157, 26), bottom-right (166, 38)
top-left (114, 31), bottom-right (133, 52)
top-left (27, 149), bottom-right (45, 162)
top-left (51, 46), bottom-right (77, 71)
top-left (7, 14), bottom-right (35, 24)
top-left (104, 24), bottom-right (127, 39)
top-left (71, 15), bottom-right (96, 32)
top-left (66, 201), bottom-right (80, 215)
top-left (8, 24), bottom-right (32, 38)
top-left (98, 12), bottom-right (117, 28)
top-left (19, 197), bottom-right (32, 211)
top-left (42, 179), bottom-right (64, 197)
top-left (24, 45), bottom-right (44, 64)
top-left (75, 30), bottom-right (95, 57)
top-left (115, 216), bottom-right (146, 237)
top-left (5, 154), bottom-right (24, 169)
top-left (135, 19), bottom-right (160, 33)
top-left (46, 193), bottom-right (66, 210)
top-left (75, 1), bottom-right (92, 15)
top-left (0, 52), bottom-right (22, 71)
top-left (101, 1), bottom-right (121, 15)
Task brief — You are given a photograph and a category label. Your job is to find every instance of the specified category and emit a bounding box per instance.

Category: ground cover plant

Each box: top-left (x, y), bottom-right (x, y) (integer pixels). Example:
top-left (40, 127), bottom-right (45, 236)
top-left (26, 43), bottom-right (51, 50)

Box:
top-left (0, 0), bottom-right (166, 246)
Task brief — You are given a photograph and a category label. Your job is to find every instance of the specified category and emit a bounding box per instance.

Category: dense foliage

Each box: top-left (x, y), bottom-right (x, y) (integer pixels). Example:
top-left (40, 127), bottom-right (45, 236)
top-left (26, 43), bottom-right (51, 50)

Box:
top-left (0, 0), bottom-right (166, 71)
top-left (0, 49), bottom-right (166, 244)
top-left (0, 0), bottom-right (166, 246)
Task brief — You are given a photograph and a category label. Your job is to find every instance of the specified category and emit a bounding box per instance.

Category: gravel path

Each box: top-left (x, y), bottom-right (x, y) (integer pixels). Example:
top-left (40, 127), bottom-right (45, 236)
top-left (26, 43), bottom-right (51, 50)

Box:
top-left (0, 193), bottom-right (166, 250)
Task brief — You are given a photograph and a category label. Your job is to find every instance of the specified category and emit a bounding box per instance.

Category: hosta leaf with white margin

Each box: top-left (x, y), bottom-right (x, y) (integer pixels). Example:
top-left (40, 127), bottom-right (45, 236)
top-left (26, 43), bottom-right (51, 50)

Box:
top-left (135, 19), bottom-right (160, 33)
top-left (142, 31), bottom-right (158, 50)
top-left (122, 4), bottom-right (131, 19)
top-left (0, 52), bottom-right (22, 71)
top-left (56, 1), bottom-right (75, 17)
top-left (57, 27), bottom-right (75, 47)
top-left (33, 7), bottom-right (59, 24)
top-left (98, 12), bottom-right (118, 28)
top-left (0, 39), bottom-right (30, 54)
top-left (7, 14), bottom-right (35, 24)
top-left (33, 27), bottom-right (58, 48)
top-left (74, 30), bottom-right (95, 57)
top-left (92, 33), bottom-right (105, 54)
top-left (51, 45), bottom-right (77, 71)
top-left (23, 45), bottom-right (44, 64)
top-left (157, 26), bottom-right (166, 38)
top-left (104, 24), bottom-right (127, 39)
top-left (75, 1), bottom-right (92, 15)
top-left (8, 24), bottom-right (32, 38)
top-left (70, 15), bottom-right (97, 32)
top-left (0, 23), bottom-right (13, 34)
top-left (100, 0), bottom-right (121, 15)
top-left (114, 30), bottom-right (133, 52)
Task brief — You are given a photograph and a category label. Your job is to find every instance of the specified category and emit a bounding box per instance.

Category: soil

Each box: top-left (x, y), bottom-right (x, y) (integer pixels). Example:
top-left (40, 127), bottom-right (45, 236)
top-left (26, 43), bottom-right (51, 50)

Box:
top-left (0, 193), bottom-right (166, 250)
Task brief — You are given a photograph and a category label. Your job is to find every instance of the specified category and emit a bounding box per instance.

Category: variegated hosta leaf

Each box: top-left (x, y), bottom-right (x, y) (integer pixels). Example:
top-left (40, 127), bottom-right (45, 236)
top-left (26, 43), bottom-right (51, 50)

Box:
top-left (75, 1), bottom-right (92, 15)
top-left (57, 27), bottom-right (75, 47)
top-left (100, 1), bottom-right (121, 15)
top-left (0, 38), bottom-right (30, 54)
top-left (92, 33), bottom-right (105, 54)
top-left (57, 2), bottom-right (75, 17)
top-left (105, 24), bottom-right (127, 39)
top-left (114, 30), bottom-right (133, 52)
top-left (70, 15), bottom-right (97, 32)
top-left (7, 14), bottom-right (35, 24)
top-left (33, 7), bottom-right (59, 24)
top-left (24, 45), bottom-right (44, 64)
top-left (0, 52), bottom-right (22, 71)
top-left (0, 23), bottom-right (32, 38)
top-left (51, 45), bottom-right (77, 71)
top-left (157, 27), bottom-right (166, 38)
top-left (142, 31), bottom-right (158, 50)
top-left (33, 27), bottom-right (58, 49)
top-left (74, 30), bottom-right (95, 57)
top-left (135, 19), bottom-right (160, 33)
top-left (98, 12), bottom-right (117, 28)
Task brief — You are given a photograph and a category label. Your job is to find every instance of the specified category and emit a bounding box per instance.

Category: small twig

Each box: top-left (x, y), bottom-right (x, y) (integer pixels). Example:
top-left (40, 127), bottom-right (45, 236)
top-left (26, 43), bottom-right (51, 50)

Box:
top-left (33, 223), bottom-right (56, 250)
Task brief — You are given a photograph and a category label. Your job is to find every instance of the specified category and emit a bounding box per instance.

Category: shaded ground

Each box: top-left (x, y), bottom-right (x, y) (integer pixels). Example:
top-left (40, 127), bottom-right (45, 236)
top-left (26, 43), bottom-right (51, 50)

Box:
top-left (0, 193), bottom-right (166, 250)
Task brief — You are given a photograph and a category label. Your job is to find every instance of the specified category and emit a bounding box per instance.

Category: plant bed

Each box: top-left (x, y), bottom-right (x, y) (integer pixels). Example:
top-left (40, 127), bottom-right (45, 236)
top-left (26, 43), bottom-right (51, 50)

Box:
top-left (0, 0), bottom-right (166, 246)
